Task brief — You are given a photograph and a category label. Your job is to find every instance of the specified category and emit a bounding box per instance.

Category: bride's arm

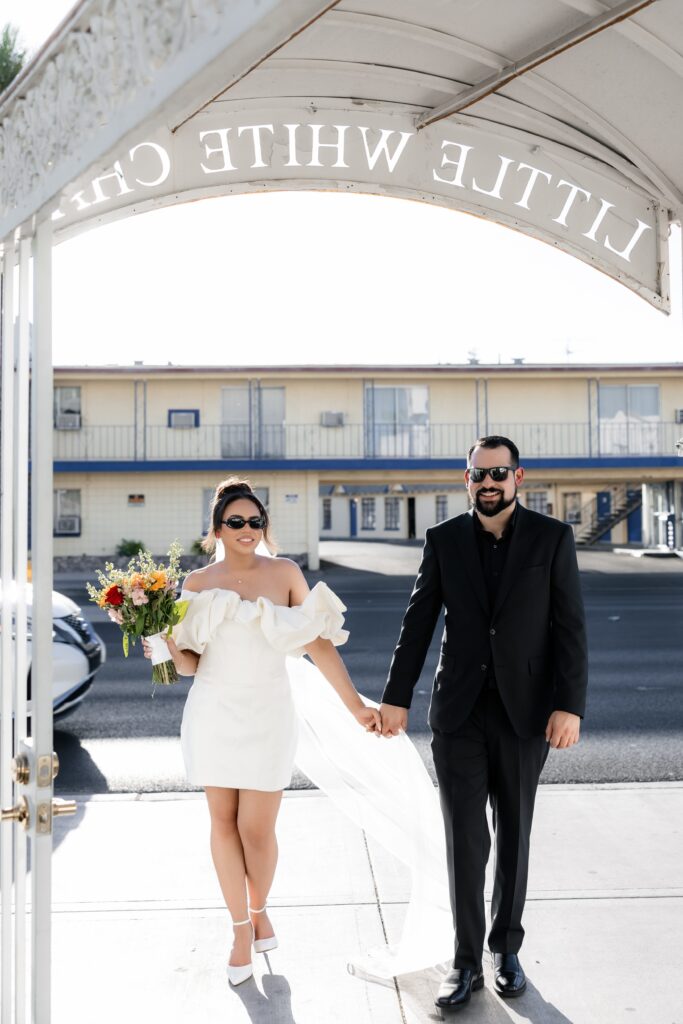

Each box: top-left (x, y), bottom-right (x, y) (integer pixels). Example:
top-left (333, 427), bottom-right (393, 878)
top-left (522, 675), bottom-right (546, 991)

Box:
top-left (285, 563), bottom-right (381, 732)
top-left (141, 635), bottom-right (199, 675)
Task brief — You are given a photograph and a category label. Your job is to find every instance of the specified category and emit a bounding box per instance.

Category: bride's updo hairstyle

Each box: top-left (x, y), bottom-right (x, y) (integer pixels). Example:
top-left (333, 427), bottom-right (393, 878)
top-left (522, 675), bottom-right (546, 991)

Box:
top-left (202, 477), bottom-right (277, 554)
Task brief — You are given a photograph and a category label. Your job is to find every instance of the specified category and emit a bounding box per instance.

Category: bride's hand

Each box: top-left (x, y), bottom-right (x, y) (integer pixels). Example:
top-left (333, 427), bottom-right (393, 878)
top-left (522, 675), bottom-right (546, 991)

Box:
top-left (353, 705), bottom-right (382, 733)
top-left (141, 635), bottom-right (178, 659)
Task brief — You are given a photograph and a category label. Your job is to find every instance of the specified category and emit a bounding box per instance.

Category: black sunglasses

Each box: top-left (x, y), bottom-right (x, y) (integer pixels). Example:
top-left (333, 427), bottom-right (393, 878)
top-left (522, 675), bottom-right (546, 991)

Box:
top-left (467, 466), bottom-right (516, 483)
top-left (221, 515), bottom-right (266, 530)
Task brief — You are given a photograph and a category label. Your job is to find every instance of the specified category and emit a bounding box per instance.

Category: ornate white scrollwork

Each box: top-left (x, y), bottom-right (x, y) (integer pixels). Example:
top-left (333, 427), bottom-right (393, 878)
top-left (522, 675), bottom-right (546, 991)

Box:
top-left (0, 0), bottom-right (228, 232)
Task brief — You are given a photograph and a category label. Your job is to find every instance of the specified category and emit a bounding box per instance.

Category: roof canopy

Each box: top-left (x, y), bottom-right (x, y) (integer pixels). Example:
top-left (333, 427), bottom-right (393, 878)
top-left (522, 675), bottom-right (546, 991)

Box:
top-left (1, 0), bottom-right (682, 309)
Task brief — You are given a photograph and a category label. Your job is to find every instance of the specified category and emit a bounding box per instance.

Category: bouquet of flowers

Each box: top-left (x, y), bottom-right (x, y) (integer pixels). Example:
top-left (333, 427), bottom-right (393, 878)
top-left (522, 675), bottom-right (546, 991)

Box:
top-left (86, 541), bottom-right (188, 685)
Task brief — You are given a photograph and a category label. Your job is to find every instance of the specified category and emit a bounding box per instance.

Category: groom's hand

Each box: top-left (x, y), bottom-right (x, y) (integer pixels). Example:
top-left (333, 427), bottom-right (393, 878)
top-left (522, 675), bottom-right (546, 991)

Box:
top-left (545, 710), bottom-right (581, 749)
top-left (379, 703), bottom-right (408, 737)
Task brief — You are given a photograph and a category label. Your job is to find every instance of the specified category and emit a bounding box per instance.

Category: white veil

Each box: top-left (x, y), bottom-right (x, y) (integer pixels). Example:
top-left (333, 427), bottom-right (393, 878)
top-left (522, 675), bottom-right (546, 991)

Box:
top-left (215, 539), bottom-right (453, 978)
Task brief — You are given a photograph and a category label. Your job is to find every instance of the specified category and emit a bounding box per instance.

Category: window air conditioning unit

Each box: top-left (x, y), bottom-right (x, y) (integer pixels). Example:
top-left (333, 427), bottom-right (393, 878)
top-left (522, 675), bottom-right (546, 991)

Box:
top-left (169, 410), bottom-right (198, 428)
top-left (55, 515), bottom-right (81, 535)
top-left (320, 411), bottom-right (344, 427)
top-left (675, 409), bottom-right (683, 424)
top-left (55, 413), bottom-right (81, 430)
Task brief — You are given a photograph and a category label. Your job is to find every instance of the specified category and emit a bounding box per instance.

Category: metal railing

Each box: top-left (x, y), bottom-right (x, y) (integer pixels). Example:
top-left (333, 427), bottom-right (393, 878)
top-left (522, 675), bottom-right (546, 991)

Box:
top-left (51, 421), bottom-right (683, 462)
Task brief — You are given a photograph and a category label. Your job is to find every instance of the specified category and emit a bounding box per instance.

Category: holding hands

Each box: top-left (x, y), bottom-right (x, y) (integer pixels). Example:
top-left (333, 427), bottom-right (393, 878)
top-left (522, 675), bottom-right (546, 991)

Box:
top-left (378, 703), bottom-right (408, 738)
top-left (354, 705), bottom-right (382, 733)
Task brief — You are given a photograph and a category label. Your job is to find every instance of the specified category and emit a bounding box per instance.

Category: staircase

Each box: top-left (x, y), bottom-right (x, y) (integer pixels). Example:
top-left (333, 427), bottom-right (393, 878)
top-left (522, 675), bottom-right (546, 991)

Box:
top-left (573, 485), bottom-right (642, 546)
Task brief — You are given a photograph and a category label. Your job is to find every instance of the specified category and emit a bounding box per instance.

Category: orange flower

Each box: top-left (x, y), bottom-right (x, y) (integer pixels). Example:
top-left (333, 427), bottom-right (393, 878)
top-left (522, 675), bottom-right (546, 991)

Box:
top-left (97, 593), bottom-right (107, 608)
top-left (148, 571), bottom-right (167, 591)
top-left (129, 572), bottom-right (146, 590)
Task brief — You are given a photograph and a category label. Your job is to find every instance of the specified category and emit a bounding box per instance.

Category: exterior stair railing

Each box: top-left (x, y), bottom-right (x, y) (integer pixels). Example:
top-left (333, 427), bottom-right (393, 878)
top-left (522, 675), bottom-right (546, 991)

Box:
top-left (572, 485), bottom-right (642, 545)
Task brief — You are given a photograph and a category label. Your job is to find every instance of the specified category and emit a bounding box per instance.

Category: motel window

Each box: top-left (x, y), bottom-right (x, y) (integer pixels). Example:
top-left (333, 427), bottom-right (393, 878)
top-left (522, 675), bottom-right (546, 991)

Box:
top-left (364, 384), bottom-right (429, 457)
top-left (435, 495), bottom-right (448, 522)
top-left (599, 384), bottom-right (659, 420)
top-left (525, 490), bottom-right (549, 515)
top-left (361, 497), bottom-right (376, 531)
top-left (384, 497), bottom-right (400, 531)
top-left (563, 492), bottom-right (582, 525)
top-left (599, 384), bottom-right (660, 455)
top-left (54, 386), bottom-right (81, 429)
top-left (322, 498), bottom-right (332, 531)
top-left (53, 489), bottom-right (81, 536)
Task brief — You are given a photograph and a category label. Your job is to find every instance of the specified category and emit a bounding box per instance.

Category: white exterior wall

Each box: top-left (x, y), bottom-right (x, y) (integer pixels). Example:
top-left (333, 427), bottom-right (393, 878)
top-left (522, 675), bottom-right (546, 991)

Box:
top-left (53, 470), bottom-right (314, 557)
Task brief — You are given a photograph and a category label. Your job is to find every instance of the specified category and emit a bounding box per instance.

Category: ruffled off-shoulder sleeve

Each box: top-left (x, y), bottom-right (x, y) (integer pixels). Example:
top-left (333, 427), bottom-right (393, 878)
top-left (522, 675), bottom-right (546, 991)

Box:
top-left (171, 588), bottom-right (241, 654)
top-left (257, 581), bottom-right (349, 657)
top-left (170, 581), bottom-right (348, 658)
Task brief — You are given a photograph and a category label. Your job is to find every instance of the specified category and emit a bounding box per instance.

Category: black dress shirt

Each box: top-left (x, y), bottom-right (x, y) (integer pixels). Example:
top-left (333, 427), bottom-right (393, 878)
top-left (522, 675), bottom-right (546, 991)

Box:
top-left (474, 505), bottom-right (518, 687)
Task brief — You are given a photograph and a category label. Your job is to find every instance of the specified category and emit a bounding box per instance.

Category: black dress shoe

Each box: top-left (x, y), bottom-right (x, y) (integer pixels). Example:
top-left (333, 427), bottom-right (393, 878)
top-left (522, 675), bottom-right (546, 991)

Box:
top-left (492, 952), bottom-right (526, 997)
top-left (435, 967), bottom-right (484, 1010)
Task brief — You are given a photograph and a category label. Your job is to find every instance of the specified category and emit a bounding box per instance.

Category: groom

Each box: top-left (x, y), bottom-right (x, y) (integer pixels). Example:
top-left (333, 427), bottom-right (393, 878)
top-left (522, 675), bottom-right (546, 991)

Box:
top-left (380, 435), bottom-right (587, 1010)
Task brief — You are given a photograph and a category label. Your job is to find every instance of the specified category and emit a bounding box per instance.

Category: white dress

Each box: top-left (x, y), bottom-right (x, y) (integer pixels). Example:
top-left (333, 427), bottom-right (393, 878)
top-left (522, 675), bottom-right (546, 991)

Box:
top-left (171, 581), bottom-right (348, 791)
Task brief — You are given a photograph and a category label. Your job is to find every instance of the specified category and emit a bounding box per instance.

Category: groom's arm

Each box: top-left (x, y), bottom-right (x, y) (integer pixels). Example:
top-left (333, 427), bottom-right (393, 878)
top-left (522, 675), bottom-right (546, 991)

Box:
top-left (381, 529), bottom-right (443, 713)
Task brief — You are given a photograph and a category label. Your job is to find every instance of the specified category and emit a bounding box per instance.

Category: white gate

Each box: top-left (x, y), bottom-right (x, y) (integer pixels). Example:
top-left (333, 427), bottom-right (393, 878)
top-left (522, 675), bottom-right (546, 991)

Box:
top-left (1, 221), bottom-right (76, 1023)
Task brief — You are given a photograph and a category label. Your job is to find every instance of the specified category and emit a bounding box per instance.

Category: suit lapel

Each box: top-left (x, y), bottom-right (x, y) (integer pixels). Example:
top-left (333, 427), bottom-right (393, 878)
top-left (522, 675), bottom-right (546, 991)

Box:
top-left (492, 504), bottom-right (537, 617)
top-left (454, 511), bottom-right (489, 615)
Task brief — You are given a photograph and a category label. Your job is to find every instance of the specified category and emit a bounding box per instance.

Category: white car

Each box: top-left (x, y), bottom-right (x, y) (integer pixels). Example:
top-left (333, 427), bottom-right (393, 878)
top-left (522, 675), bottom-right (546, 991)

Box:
top-left (0, 583), bottom-right (106, 719)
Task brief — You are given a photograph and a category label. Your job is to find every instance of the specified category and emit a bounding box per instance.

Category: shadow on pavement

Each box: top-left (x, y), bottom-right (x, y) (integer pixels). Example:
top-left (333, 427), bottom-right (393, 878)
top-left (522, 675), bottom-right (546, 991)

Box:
top-left (401, 969), bottom-right (574, 1023)
top-left (53, 729), bottom-right (108, 800)
top-left (230, 963), bottom-right (298, 1024)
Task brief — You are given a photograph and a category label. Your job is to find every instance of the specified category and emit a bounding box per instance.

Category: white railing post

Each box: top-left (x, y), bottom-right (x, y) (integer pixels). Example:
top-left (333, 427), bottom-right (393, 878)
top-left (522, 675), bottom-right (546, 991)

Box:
top-left (30, 216), bottom-right (54, 1024)
top-left (14, 233), bottom-right (32, 1024)
top-left (1, 235), bottom-right (16, 1024)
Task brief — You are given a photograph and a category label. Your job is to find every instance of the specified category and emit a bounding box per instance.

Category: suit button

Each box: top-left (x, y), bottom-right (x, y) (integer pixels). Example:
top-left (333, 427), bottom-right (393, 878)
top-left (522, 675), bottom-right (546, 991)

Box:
top-left (489, 628), bottom-right (496, 636)
top-left (481, 664), bottom-right (487, 672)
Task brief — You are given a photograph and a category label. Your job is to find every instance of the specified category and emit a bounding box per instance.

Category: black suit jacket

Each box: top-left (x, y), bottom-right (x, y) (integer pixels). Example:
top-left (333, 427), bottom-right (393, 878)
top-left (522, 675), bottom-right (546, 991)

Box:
top-left (382, 505), bottom-right (588, 738)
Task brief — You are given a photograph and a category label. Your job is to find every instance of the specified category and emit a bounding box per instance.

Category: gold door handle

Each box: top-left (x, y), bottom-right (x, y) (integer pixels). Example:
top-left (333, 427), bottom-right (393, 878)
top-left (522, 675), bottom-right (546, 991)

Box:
top-left (52, 799), bottom-right (77, 818)
top-left (1, 796), bottom-right (29, 830)
top-left (11, 755), bottom-right (30, 785)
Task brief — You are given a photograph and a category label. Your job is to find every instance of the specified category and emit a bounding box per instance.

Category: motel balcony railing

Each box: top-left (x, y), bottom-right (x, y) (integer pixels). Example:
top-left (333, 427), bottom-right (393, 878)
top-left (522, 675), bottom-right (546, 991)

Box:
top-left (51, 421), bottom-right (683, 462)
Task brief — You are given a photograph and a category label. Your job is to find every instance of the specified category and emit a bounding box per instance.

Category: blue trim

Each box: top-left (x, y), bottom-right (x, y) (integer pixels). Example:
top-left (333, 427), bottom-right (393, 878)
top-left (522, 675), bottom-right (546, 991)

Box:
top-left (52, 455), bottom-right (683, 473)
top-left (167, 409), bottom-right (200, 427)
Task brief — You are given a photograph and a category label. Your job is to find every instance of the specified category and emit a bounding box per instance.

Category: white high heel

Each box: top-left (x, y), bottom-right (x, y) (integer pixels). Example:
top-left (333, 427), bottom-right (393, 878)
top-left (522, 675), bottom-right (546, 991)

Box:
top-left (227, 919), bottom-right (254, 986)
top-left (250, 903), bottom-right (278, 954)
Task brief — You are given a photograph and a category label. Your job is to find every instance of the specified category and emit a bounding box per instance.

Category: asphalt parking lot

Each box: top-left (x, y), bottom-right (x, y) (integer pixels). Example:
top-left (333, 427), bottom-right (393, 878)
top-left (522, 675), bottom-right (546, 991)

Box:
top-left (53, 543), bottom-right (683, 793)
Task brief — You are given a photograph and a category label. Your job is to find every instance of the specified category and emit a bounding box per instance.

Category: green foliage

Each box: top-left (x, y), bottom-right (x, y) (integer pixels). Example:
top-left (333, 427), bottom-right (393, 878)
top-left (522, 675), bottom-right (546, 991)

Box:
top-left (190, 538), bottom-right (205, 556)
top-left (116, 538), bottom-right (146, 557)
top-left (0, 25), bottom-right (25, 94)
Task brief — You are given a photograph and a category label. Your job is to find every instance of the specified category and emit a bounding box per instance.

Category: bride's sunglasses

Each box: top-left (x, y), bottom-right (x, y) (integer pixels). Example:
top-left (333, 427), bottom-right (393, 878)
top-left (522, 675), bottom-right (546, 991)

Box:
top-left (221, 515), bottom-right (266, 530)
top-left (467, 466), bottom-right (515, 483)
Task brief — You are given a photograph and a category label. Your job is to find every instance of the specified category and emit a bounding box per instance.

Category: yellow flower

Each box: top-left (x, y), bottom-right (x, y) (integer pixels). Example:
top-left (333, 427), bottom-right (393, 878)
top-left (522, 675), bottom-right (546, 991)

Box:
top-left (97, 594), bottom-right (107, 608)
top-left (129, 573), bottom-right (146, 590)
top-left (148, 571), bottom-right (167, 591)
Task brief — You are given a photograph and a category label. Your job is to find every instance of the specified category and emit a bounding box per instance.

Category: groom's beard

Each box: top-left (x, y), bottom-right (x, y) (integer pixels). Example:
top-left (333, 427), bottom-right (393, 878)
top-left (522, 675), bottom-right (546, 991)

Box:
top-left (472, 486), bottom-right (517, 518)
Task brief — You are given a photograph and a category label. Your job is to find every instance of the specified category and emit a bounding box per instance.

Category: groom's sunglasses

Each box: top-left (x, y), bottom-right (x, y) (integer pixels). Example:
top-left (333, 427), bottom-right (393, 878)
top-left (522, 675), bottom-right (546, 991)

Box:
top-left (467, 466), bottom-right (516, 483)
top-left (221, 515), bottom-right (266, 530)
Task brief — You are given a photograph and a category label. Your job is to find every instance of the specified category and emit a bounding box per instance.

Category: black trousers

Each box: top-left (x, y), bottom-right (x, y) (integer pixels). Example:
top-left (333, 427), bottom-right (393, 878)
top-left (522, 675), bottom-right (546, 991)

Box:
top-left (431, 685), bottom-right (549, 970)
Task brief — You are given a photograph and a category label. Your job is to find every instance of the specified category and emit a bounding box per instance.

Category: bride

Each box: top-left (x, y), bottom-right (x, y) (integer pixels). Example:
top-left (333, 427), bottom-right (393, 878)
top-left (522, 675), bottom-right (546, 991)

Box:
top-left (144, 477), bottom-right (382, 985)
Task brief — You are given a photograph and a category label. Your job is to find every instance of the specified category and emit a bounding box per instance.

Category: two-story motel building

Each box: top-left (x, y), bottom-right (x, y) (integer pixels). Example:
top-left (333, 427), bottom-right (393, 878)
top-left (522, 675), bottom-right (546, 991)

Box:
top-left (51, 362), bottom-right (683, 569)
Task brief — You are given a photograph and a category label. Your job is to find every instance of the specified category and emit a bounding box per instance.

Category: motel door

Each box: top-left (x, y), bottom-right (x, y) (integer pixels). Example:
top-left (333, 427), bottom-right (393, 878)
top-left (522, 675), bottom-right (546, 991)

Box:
top-left (1, 228), bottom-right (76, 1023)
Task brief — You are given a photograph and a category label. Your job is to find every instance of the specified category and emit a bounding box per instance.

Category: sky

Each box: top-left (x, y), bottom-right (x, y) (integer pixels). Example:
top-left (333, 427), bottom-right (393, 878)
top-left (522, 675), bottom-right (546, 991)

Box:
top-left (4, 0), bottom-right (683, 368)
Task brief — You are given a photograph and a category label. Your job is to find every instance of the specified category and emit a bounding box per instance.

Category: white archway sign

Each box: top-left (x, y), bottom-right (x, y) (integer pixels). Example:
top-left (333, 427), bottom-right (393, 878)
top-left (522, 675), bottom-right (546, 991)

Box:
top-left (54, 106), bottom-right (669, 308)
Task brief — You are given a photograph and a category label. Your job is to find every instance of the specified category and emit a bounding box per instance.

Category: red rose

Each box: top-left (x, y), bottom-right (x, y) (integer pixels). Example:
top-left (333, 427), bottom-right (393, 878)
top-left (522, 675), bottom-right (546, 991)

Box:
top-left (104, 584), bottom-right (124, 606)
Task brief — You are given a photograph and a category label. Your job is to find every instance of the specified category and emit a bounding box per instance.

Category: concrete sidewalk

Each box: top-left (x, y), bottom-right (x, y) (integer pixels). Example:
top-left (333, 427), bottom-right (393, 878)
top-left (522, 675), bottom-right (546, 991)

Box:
top-left (51, 785), bottom-right (683, 1024)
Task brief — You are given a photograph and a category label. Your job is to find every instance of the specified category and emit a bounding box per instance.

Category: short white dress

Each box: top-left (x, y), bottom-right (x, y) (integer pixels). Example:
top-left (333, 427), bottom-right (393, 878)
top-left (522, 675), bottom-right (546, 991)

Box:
top-left (171, 581), bottom-right (348, 791)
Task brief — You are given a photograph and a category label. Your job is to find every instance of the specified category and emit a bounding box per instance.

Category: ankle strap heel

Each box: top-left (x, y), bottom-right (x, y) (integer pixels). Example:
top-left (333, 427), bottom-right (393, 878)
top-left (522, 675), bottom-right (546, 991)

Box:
top-left (249, 904), bottom-right (278, 954)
